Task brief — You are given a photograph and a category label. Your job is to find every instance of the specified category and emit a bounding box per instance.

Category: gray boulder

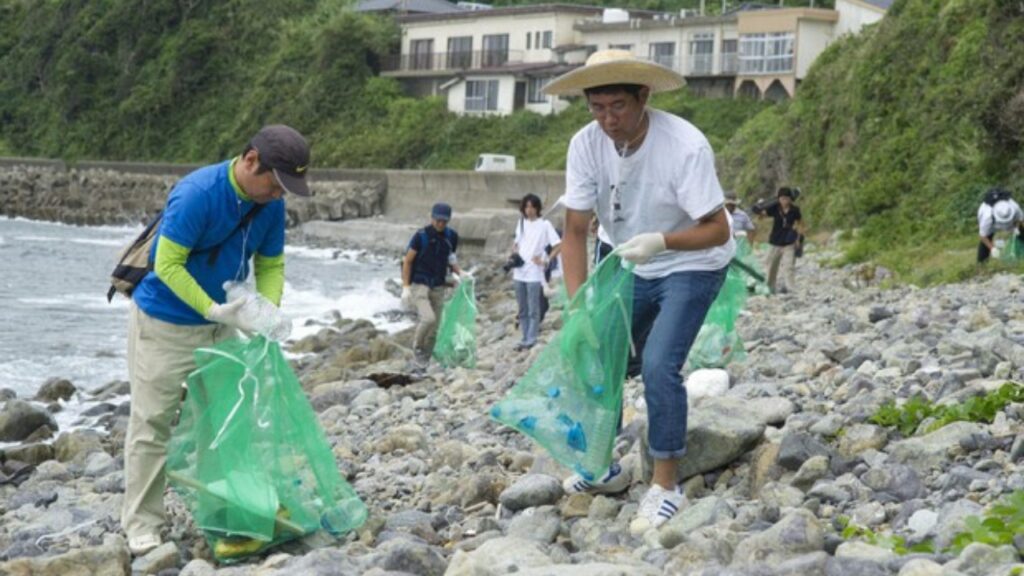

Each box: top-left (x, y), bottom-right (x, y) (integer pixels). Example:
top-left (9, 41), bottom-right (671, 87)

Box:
top-left (35, 378), bottom-right (76, 402)
top-left (731, 509), bottom-right (824, 567)
top-left (0, 536), bottom-right (129, 575)
top-left (0, 400), bottom-right (58, 442)
top-left (499, 474), bottom-right (563, 511)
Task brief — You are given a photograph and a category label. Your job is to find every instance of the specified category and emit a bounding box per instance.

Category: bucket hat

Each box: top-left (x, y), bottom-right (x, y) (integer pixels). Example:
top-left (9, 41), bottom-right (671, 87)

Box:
top-left (542, 49), bottom-right (685, 97)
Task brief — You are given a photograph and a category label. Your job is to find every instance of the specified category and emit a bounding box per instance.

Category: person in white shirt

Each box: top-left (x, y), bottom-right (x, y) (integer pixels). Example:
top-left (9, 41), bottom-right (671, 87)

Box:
top-left (544, 49), bottom-right (734, 535)
top-left (977, 187), bottom-right (1024, 262)
top-left (511, 194), bottom-right (562, 350)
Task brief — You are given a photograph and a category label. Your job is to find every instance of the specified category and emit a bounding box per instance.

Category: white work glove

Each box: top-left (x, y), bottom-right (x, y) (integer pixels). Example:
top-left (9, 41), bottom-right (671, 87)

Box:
top-left (991, 246), bottom-right (1002, 259)
top-left (401, 286), bottom-right (413, 310)
top-left (615, 232), bottom-right (667, 265)
top-left (206, 298), bottom-right (261, 334)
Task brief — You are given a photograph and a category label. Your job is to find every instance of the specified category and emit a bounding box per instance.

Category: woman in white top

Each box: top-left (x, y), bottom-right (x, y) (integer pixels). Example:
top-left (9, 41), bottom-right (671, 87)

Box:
top-left (511, 194), bottom-right (562, 350)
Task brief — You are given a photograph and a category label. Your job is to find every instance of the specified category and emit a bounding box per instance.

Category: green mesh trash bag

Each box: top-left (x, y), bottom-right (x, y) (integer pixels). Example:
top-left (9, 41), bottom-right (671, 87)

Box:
top-left (433, 278), bottom-right (478, 368)
top-left (167, 336), bottom-right (367, 563)
top-left (1000, 235), bottom-right (1024, 262)
top-left (490, 255), bottom-right (634, 482)
top-left (689, 263), bottom-right (748, 370)
top-left (731, 237), bottom-right (770, 295)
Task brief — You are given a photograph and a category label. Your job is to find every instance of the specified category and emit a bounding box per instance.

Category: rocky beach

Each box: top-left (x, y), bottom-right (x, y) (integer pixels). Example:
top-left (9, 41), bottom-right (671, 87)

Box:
top-left (3, 236), bottom-right (1024, 576)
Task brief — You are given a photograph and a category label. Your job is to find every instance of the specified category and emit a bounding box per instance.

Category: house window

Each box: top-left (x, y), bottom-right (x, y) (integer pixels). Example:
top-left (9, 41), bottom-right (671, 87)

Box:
top-left (526, 32), bottom-right (531, 50)
top-left (609, 43), bottom-right (633, 52)
top-left (534, 31), bottom-right (540, 49)
top-left (410, 38), bottom-right (433, 70)
top-left (721, 39), bottom-right (738, 73)
top-left (739, 32), bottom-right (793, 74)
top-left (649, 42), bottom-right (676, 69)
top-left (527, 77), bottom-right (547, 103)
top-left (482, 34), bottom-right (509, 67)
top-left (447, 36), bottom-right (472, 69)
top-left (688, 33), bottom-right (714, 75)
top-left (466, 79), bottom-right (499, 111)
top-left (542, 31), bottom-right (552, 49)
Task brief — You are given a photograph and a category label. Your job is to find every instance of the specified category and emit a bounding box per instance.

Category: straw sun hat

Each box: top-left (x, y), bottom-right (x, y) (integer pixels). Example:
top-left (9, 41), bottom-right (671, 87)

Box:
top-left (543, 49), bottom-right (685, 97)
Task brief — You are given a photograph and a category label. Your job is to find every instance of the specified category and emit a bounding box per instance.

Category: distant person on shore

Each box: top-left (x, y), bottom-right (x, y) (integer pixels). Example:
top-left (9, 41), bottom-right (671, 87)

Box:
top-left (545, 49), bottom-right (734, 534)
top-left (753, 186), bottom-right (803, 294)
top-left (977, 187), bottom-right (1024, 262)
top-left (725, 192), bottom-right (755, 241)
top-left (401, 202), bottom-right (463, 367)
top-left (510, 194), bottom-right (562, 351)
top-left (122, 125), bottom-right (311, 556)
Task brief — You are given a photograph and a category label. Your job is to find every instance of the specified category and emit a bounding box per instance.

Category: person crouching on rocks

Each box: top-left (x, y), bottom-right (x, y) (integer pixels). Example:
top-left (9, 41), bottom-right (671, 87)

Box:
top-left (977, 187), bottom-right (1024, 263)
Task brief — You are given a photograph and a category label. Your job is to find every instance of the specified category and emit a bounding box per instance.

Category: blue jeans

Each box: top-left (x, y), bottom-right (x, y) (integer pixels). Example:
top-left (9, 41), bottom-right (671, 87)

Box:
top-left (514, 280), bottom-right (543, 345)
top-left (631, 267), bottom-right (727, 459)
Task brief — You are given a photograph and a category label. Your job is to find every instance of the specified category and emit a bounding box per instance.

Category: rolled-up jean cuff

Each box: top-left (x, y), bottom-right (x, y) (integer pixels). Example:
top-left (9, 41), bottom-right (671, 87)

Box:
top-left (648, 446), bottom-right (687, 460)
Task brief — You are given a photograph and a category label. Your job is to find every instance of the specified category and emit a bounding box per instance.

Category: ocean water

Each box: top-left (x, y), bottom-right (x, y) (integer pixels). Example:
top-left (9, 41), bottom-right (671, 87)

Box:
top-left (0, 218), bottom-right (408, 435)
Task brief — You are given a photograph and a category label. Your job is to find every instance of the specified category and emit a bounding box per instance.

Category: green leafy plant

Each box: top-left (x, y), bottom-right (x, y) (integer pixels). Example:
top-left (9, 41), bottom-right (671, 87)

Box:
top-left (869, 383), bottom-right (1024, 436)
top-left (948, 491), bottom-right (1024, 553)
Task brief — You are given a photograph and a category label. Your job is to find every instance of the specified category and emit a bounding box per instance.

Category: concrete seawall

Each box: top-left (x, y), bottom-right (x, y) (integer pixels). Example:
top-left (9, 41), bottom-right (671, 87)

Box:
top-left (0, 157), bottom-right (566, 255)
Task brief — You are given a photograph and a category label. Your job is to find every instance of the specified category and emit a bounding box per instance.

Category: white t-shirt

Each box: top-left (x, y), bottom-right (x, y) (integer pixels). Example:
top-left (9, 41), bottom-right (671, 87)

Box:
top-left (563, 108), bottom-right (735, 279)
top-left (513, 218), bottom-right (561, 283)
top-left (978, 199), bottom-right (1024, 237)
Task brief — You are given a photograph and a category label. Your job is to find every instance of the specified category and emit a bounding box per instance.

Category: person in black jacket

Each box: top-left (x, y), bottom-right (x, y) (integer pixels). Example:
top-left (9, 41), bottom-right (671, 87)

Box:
top-left (754, 187), bottom-right (804, 294)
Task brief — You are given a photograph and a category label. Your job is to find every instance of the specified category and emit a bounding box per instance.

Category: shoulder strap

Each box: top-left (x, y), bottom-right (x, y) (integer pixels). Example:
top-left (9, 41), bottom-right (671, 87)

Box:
top-left (204, 202), bottom-right (266, 266)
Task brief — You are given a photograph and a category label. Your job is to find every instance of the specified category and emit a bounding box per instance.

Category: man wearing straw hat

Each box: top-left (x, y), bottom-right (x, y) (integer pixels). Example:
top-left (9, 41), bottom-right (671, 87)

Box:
top-left (548, 49), bottom-right (734, 534)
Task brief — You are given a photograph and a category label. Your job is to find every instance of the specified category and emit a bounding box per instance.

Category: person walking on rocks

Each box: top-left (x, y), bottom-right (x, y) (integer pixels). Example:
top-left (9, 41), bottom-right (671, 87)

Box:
top-left (725, 192), bottom-right (755, 241)
top-left (510, 194), bottom-right (562, 351)
top-left (754, 186), bottom-right (803, 294)
top-left (977, 187), bottom-right (1024, 263)
top-left (544, 49), bottom-right (734, 534)
top-left (401, 202), bottom-right (463, 366)
top-left (122, 125), bottom-right (311, 556)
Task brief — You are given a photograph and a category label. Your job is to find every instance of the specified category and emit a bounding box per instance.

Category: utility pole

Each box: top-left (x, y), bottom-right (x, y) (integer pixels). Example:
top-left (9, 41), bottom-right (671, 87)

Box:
top-left (700, 0), bottom-right (705, 16)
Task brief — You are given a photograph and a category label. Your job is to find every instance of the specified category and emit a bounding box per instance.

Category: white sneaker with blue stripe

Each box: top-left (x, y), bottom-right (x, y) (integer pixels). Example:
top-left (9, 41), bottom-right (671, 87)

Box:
top-left (629, 484), bottom-right (684, 535)
top-left (562, 462), bottom-right (631, 495)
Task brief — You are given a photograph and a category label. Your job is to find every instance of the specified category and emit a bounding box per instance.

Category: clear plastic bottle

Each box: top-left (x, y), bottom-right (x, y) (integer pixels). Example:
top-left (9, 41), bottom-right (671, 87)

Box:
top-left (223, 281), bottom-right (292, 341)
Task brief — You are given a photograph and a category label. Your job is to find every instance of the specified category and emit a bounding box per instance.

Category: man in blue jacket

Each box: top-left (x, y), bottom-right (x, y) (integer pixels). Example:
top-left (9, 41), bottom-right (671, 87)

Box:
top-left (122, 125), bottom-right (310, 555)
top-left (401, 202), bottom-right (463, 366)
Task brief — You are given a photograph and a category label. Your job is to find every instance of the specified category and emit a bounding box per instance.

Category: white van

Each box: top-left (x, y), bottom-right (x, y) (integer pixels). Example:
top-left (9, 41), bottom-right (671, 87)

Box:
top-left (474, 154), bottom-right (516, 172)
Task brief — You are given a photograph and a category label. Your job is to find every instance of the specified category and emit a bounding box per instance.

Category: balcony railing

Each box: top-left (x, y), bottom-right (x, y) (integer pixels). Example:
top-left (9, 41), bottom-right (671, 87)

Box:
top-left (382, 50), bottom-right (525, 73)
top-left (721, 52), bottom-right (738, 74)
top-left (689, 53), bottom-right (714, 75)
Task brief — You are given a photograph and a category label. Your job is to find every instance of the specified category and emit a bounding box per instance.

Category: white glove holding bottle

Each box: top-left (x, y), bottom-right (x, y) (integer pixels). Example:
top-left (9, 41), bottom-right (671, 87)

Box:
top-left (615, 232), bottom-right (667, 265)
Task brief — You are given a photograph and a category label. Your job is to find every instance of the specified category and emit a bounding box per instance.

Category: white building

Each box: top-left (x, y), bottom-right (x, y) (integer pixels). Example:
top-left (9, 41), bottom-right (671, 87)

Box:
top-left (381, 4), bottom-right (607, 116)
top-left (381, 2), bottom-right (890, 114)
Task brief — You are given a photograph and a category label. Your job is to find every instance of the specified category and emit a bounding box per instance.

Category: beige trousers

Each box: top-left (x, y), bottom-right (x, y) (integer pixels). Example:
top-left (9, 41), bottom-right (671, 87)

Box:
top-left (121, 303), bottom-right (234, 539)
top-left (411, 284), bottom-right (446, 355)
top-left (767, 244), bottom-right (797, 293)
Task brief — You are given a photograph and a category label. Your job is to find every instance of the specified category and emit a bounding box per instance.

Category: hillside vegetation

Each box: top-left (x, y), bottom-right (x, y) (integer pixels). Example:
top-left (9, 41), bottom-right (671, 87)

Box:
top-left (0, 0), bottom-right (764, 170)
top-left (718, 0), bottom-right (1024, 284)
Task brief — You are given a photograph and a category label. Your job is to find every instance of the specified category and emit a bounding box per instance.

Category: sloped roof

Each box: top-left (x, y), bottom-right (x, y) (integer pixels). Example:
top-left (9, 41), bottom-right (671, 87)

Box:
top-left (355, 0), bottom-right (465, 14)
top-left (861, 0), bottom-right (894, 9)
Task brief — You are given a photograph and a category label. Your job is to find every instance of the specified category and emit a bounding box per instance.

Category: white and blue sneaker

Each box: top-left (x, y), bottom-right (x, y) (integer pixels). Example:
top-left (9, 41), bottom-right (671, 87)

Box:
top-left (629, 484), bottom-right (685, 535)
top-left (562, 462), bottom-right (631, 495)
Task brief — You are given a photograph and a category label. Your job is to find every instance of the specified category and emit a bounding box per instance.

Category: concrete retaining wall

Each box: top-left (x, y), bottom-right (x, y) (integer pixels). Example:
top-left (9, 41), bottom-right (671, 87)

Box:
top-left (0, 157), bottom-right (567, 255)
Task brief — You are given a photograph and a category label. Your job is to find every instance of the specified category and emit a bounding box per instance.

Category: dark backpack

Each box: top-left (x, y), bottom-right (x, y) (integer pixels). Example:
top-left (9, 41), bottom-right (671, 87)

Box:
top-left (107, 204), bottom-right (265, 302)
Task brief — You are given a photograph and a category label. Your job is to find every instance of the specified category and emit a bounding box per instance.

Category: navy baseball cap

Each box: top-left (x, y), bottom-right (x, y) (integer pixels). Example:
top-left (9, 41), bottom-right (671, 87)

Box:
top-left (431, 202), bottom-right (452, 221)
top-left (250, 124), bottom-right (311, 197)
